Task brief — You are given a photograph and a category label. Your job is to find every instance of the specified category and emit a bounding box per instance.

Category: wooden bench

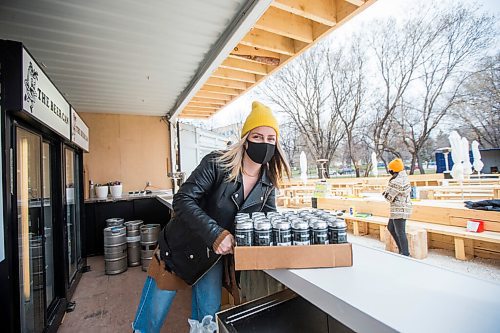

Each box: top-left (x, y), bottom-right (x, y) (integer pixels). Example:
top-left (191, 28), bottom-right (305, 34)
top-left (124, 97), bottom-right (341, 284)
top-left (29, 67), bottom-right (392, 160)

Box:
top-left (343, 214), bottom-right (500, 260)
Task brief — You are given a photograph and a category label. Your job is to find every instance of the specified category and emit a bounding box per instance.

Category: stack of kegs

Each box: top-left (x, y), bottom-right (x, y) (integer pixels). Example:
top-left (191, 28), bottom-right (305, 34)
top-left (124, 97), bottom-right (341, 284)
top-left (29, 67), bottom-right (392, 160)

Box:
top-left (234, 209), bottom-right (347, 247)
top-left (103, 225), bottom-right (127, 275)
top-left (140, 224), bottom-right (161, 271)
top-left (124, 220), bottom-right (143, 267)
top-left (106, 217), bottom-right (124, 228)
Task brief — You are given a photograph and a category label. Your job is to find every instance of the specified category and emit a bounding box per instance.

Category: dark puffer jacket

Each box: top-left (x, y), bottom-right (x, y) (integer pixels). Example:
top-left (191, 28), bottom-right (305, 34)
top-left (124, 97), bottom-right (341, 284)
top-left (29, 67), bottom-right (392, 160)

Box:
top-left (158, 152), bottom-right (276, 285)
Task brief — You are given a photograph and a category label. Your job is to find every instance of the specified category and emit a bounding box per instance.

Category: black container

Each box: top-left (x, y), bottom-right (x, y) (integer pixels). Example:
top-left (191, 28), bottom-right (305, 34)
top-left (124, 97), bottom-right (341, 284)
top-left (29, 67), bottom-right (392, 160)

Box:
top-left (328, 218), bottom-right (348, 244)
top-left (292, 221), bottom-right (310, 246)
top-left (273, 221), bottom-right (292, 246)
top-left (251, 212), bottom-right (266, 220)
top-left (235, 213), bottom-right (251, 223)
top-left (312, 221), bottom-right (329, 245)
top-left (254, 221), bottom-right (272, 246)
top-left (235, 222), bottom-right (253, 247)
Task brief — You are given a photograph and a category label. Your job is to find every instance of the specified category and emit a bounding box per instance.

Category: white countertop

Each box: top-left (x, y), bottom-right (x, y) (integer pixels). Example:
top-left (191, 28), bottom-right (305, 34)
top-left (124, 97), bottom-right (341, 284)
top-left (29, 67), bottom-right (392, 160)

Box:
top-left (156, 194), bottom-right (173, 209)
top-left (265, 243), bottom-right (500, 333)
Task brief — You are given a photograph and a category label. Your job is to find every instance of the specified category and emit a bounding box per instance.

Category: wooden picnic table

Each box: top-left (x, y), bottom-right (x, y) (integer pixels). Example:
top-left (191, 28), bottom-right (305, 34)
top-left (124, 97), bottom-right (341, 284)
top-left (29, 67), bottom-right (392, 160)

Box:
top-left (418, 184), bottom-right (500, 200)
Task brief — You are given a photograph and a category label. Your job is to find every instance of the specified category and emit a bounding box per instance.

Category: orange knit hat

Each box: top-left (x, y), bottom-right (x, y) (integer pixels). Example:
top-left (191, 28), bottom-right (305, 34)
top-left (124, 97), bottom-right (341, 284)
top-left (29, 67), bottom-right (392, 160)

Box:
top-left (388, 158), bottom-right (404, 172)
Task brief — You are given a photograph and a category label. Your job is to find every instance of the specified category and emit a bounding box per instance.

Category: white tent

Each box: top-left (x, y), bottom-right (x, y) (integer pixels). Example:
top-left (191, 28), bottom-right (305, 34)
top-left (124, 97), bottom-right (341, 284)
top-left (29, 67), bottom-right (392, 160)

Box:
top-left (300, 151), bottom-right (308, 185)
top-left (449, 131), bottom-right (464, 181)
top-left (461, 137), bottom-right (473, 178)
top-left (371, 152), bottom-right (378, 177)
top-left (471, 140), bottom-right (484, 174)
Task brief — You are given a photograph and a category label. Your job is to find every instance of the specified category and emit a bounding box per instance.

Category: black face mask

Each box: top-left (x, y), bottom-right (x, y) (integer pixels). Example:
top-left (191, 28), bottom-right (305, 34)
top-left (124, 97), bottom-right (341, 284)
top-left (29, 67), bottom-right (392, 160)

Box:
top-left (246, 140), bottom-right (275, 165)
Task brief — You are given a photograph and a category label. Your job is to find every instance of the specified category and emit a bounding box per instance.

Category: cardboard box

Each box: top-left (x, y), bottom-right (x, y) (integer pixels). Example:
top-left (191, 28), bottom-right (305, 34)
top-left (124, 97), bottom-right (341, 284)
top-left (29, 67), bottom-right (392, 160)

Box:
top-left (234, 243), bottom-right (353, 270)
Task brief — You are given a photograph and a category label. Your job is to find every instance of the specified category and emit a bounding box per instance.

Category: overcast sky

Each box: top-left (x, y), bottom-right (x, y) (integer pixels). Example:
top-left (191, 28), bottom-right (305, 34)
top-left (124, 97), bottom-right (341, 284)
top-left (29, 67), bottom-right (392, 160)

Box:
top-left (193, 0), bottom-right (499, 129)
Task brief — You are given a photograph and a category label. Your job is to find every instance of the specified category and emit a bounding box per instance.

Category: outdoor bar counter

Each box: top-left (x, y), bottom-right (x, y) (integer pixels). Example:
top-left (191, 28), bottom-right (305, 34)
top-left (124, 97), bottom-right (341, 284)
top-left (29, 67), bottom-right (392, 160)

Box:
top-left (156, 195), bottom-right (500, 332)
top-left (261, 243), bottom-right (500, 333)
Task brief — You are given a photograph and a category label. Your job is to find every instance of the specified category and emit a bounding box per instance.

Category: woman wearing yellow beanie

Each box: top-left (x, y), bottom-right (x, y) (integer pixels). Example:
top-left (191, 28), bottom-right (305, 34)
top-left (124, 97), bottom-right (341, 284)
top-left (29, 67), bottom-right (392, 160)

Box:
top-left (133, 101), bottom-right (290, 332)
top-left (382, 158), bottom-right (412, 256)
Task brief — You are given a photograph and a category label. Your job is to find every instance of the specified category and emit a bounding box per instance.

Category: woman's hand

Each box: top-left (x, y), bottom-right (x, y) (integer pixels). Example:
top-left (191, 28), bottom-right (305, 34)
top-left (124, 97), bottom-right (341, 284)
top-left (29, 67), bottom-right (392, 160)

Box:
top-left (215, 234), bottom-right (235, 255)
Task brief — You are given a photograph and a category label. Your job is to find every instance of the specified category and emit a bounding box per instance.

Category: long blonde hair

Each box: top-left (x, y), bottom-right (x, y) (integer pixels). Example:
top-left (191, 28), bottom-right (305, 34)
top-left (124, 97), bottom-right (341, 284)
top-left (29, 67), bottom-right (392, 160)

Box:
top-left (216, 133), bottom-right (291, 188)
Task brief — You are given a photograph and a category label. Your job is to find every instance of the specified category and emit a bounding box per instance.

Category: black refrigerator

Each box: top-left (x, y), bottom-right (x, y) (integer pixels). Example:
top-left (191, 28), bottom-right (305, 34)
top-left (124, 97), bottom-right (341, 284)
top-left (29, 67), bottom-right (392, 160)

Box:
top-left (0, 40), bottom-right (90, 333)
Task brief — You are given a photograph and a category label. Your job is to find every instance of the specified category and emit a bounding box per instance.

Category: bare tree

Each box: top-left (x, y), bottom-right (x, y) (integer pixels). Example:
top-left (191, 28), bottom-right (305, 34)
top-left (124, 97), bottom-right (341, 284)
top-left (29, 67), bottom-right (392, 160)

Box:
top-left (396, 4), bottom-right (495, 173)
top-left (279, 121), bottom-right (300, 169)
top-left (368, 14), bottom-right (434, 165)
top-left (367, 3), bottom-right (495, 174)
top-left (327, 39), bottom-right (367, 177)
top-left (452, 53), bottom-right (500, 148)
top-left (259, 46), bottom-right (345, 177)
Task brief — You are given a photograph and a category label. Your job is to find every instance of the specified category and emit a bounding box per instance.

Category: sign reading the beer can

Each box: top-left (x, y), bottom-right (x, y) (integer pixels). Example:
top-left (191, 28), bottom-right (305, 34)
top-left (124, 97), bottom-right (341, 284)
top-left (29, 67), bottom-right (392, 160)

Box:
top-left (22, 48), bottom-right (70, 139)
top-left (71, 107), bottom-right (89, 152)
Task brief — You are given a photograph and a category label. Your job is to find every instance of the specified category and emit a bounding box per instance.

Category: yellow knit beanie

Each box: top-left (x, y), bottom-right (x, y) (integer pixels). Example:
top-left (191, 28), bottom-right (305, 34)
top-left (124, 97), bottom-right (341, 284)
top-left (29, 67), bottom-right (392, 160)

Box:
top-left (388, 158), bottom-right (404, 173)
top-left (241, 101), bottom-right (279, 138)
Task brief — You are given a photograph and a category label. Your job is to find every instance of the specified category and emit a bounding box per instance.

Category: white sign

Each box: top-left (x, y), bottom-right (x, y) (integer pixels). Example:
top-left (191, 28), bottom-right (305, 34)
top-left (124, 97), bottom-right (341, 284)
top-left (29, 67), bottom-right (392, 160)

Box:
top-left (71, 108), bottom-right (89, 152)
top-left (22, 48), bottom-right (70, 139)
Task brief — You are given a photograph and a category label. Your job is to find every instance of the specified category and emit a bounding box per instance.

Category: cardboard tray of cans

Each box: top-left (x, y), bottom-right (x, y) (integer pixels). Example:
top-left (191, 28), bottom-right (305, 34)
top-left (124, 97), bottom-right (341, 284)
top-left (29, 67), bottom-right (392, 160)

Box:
top-left (234, 243), bottom-right (353, 270)
top-left (233, 209), bottom-right (353, 271)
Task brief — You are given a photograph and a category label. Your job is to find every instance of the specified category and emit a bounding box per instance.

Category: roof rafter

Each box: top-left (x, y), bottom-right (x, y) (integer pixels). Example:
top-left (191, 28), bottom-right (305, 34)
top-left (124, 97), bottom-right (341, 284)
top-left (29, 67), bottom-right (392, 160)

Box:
top-left (205, 77), bottom-right (248, 90)
top-left (241, 28), bottom-right (296, 56)
top-left (255, 6), bottom-right (314, 43)
top-left (271, 0), bottom-right (337, 27)
top-left (212, 68), bottom-right (258, 84)
top-left (220, 57), bottom-right (270, 75)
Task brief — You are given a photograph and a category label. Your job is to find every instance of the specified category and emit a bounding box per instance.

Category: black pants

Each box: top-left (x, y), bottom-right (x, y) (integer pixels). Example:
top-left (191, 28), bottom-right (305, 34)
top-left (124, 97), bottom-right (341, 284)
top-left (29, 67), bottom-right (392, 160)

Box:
top-left (388, 218), bottom-right (410, 256)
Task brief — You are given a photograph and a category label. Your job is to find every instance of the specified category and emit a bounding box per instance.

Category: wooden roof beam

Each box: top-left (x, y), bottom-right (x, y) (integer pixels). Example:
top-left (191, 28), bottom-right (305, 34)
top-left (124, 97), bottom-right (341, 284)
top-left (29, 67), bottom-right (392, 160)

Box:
top-left (182, 107), bottom-right (216, 113)
top-left (220, 57), bottom-right (270, 76)
top-left (271, 0), bottom-right (337, 27)
top-left (190, 98), bottom-right (227, 106)
top-left (205, 77), bottom-right (248, 90)
top-left (185, 105), bottom-right (219, 111)
top-left (255, 6), bottom-right (314, 43)
top-left (212, 68), bottom-right (258, 84)
top-left (230, 44), bottom-right (290, 65)
top-left (241, 28), bottom-right (297, 56)
top-left (344, 0), bottom-right (364, 6)
top-left (231, 44), bottom-right (283, 59)
top-left (195, 91), bottom-right (233, 101)
top-left (336, 0), bottom-right (360, 22)
top-left (188, 102), bottom-right (223, 108)
top-left (179, 114), bottom-right (211, 119)
top-left (200, 85), bottom-right (241, 96)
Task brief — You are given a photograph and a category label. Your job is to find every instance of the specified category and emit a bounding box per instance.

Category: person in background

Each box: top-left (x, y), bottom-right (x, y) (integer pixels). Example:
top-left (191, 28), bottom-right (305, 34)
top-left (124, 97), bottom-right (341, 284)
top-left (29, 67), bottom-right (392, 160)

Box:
top-left (382, 158), bottom-right (412, 256)
top-left (132, 101), bottom-right (290, 333)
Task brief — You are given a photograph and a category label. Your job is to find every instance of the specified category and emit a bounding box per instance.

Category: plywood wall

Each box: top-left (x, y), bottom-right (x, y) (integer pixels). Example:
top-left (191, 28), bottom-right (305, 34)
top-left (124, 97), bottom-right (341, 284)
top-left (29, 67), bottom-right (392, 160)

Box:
top-left (80, 113), bottom-right (171, 198)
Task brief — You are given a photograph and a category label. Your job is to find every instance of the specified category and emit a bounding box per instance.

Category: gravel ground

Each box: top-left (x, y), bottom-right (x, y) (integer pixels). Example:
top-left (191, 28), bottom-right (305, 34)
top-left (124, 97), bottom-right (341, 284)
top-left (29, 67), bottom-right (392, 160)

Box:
top-left (348, 232), bottom-right (500, 284)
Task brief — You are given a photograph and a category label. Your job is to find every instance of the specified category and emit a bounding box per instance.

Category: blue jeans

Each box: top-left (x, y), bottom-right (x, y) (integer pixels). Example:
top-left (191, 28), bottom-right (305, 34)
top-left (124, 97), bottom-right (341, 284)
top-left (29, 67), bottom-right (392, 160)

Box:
top-left (132, 260), bottom-right (223, 333)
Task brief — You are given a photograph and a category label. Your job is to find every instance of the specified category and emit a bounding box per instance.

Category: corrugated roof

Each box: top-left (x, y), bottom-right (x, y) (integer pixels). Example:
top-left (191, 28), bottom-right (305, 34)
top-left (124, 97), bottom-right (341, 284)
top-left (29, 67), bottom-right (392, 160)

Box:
top-left (0, 0), bottom-right (255, 116)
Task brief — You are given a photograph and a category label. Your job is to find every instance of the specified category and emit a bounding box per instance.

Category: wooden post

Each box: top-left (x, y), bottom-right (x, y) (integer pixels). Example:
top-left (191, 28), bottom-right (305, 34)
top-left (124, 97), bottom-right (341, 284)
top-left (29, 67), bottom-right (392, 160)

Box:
top-left (383, 227), bottom-right (428, 259)
top-left (352, 220), bottom-right (368, 236)
top-left (454, 237), bottom-right (474, 260)
top-left (379, 225), bottom-right (385, 241)
top-left (454, 237), bottom-right (467, 260)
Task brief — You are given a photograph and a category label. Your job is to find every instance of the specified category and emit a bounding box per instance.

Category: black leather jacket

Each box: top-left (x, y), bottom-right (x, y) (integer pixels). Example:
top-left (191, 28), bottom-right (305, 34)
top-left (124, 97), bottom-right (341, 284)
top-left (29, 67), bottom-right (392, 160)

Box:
top-left (159, 152), bottom-right (276, 285)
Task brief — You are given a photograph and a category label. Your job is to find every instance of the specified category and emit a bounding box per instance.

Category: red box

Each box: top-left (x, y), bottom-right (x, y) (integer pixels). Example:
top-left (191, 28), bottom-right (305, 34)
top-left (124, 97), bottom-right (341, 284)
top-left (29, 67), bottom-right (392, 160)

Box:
top-left (466, 220), bottom-right (484, 233)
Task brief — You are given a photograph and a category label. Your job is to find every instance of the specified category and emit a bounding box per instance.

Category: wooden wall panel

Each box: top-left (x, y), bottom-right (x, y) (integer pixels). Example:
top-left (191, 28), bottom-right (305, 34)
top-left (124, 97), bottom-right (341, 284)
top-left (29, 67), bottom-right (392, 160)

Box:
top-left (80, 113), bottom-right (171, 197)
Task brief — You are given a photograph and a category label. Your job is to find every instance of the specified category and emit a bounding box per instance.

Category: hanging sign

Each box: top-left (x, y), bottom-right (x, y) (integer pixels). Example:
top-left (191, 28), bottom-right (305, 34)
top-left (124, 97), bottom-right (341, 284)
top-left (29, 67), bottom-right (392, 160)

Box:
top-left (71, 107), bottom-right (89, 152)
top-left (22, 48), bottom-right (71, 139)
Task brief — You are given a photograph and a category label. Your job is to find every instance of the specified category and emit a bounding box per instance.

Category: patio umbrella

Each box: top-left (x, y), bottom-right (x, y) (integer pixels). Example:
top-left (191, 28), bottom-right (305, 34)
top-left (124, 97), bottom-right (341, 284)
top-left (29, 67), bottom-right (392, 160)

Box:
top-left (300, 151), bottom-right (308, 185)
top-left (461, 137), bottom-right (473, 178)
top-left (471, 140), bottom-right (484, 176)
top-left (371, 152), bottom-right (378, 177)
top-left (448, 131), bottom-right (464, 181)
